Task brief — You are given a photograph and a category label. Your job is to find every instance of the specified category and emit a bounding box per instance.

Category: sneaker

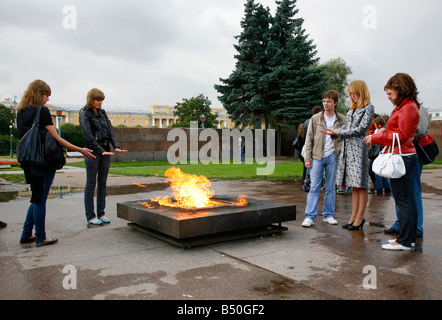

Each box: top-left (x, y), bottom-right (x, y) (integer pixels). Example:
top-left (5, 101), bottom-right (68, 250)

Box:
top-left (88, 218), bottom-right (103, 225)
top-left (323, 217), bottom-right (338, 225)
top-left (388, 239), bottom-right (415, 247)
top-left (99, 216), bottom-right (111, 223)
top-left (302, 218), bottom-right (315, 227)
top-left (382, 243), bottom-right (412, 251)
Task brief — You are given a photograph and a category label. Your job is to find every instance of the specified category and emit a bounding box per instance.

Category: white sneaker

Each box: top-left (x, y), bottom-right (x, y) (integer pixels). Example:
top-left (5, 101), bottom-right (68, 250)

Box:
top-left (302, 218), bottom-right (315, 227)
top-left (382, 243), bottom-right (412, 251)
top-left (323, 217), bottom-right (338, 225)
top-left (388, 239), bottom-right (415, 247)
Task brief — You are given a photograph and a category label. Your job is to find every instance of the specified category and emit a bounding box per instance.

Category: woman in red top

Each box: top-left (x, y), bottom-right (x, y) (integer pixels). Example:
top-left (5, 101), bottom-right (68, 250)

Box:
top-left (364, 73), bottom-right (420, 251)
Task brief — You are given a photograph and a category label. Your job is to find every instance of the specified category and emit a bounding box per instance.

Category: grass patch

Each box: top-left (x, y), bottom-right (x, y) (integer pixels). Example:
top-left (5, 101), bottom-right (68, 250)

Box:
top-left (67, 160), bottom-right (172, 168)
top-left (109, 161), bottom-right (304, 180)
top-left (0, 174), bottom-right (26, 184)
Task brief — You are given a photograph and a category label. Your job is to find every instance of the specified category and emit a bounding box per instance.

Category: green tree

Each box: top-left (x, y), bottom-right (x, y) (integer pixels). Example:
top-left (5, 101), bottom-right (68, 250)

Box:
top-left (318, 57), bottom-right (352, 113)
top-left (215, 0), bottom-right (325, 130)
top-left (267, 0), bottom-right (326, 129)
top-left (215, 0), bottom-right (272, 129)
top-left (0, 104), bottom-right (16, 136)
top-left (60, 123), bottom-right (86, 147)
top-left (172, 94), bottom-right (218, 128)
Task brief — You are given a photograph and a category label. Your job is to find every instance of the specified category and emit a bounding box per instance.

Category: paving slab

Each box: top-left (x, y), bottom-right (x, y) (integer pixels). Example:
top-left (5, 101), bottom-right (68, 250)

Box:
top-left (0, 167), bottom-right (441, 302)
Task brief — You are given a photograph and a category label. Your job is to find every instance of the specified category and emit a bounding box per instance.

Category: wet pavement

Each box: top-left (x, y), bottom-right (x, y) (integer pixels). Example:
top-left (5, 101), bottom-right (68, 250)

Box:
top-left (0, 165), bottom-right (441, 301)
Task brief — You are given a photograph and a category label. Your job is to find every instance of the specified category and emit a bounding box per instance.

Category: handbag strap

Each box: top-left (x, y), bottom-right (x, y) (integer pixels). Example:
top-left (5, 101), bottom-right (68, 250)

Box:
top-left (33, 106), bottom-right (43, 126)
top-left (393, 132), bottom-right (403, 155)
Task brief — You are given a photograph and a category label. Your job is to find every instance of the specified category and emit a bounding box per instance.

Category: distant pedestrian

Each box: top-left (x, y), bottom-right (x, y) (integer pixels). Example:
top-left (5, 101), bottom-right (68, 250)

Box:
top-left (298, 106), bottom-right (322, 183)
top-left (368, 116), bottom-right (391, 195)
top-left (79, 88), bottom-right (128, 226)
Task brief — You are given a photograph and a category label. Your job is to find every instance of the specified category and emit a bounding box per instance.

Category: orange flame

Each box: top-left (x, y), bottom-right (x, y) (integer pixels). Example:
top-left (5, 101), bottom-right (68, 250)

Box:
top-left (137, 201), bottom-right (156, 208)
top-left (133, 183), bottom-right (149, 187)
top-left (149, 167), bottom-right (248, 210)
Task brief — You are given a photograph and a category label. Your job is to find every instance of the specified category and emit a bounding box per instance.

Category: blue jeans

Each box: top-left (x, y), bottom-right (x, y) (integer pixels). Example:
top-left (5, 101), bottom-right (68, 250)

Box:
top-left (305, 153), bottom-right (338, 220)
top-left (374, 174), bottom-right (391, 194)
top-left (21, 171), bottom-right (56, 243)
top-left (84, 153), bottom-right (111, 221)
top-left (389, 155), bottom-right (418, 247)
top-left (392, 157), bottom-right (423, 236)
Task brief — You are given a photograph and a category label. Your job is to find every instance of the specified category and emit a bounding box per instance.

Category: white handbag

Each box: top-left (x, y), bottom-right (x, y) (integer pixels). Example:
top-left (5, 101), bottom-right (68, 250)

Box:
top-left (372, 133), bottom-right (406, 179)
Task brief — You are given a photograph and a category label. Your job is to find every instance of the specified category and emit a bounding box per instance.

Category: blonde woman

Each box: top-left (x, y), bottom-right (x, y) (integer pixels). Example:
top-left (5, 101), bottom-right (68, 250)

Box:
top-left (322, 80), bottom-right (374, 230)
top-left (17, 80), bottom-right (95, 246)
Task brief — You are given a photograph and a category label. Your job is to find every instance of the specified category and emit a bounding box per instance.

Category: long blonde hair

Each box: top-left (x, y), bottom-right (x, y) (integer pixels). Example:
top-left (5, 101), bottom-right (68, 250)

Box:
top-left (347, 80), bottom-right (371, 110)
top-left (18, 79), bottom-right (51, 111)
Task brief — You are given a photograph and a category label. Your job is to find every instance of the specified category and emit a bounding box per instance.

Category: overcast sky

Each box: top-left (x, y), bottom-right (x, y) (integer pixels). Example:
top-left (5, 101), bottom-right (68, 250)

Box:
top-left (0, 0), bottom-right (441, 115)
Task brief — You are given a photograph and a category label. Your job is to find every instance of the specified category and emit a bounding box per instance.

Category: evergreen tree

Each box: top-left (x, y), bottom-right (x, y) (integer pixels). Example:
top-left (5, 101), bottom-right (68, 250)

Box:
top-left (215, 0), bottom-right (272, 128)
top-left (268, 0), bottom-right (326, 128)
top-left (215, 0), bottom-right (325, 130)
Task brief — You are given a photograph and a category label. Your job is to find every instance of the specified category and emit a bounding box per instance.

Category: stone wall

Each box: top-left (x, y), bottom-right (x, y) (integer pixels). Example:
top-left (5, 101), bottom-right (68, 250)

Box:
top-left (112, 121), bottom-right (442, 162)
top-left (429, 120), bottom-right (442, 159)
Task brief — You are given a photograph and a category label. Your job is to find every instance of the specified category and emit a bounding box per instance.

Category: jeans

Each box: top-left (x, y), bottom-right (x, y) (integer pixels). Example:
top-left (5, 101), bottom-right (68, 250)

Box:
top-left (305, 153), bottom-right (338, 220)
top-left (392, 157), bottom-right (423, 236)
top-left (84, 153), bottom-right (111, 221)
top-left (21, 171), bottom-right (56, 243)
top-left (389, 155), bottom-right (418, 247)
top-left (374, 174), bottom-right (391, 194)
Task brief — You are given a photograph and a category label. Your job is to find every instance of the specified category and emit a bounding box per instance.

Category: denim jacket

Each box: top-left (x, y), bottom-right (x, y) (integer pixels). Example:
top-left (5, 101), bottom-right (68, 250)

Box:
top-left (79, 106), bottom-right (119, 154)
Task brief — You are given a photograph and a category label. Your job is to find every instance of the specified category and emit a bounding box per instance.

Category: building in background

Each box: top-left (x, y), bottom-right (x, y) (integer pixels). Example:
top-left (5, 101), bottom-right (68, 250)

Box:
top-left (1, 99), bottom-right (234, 129)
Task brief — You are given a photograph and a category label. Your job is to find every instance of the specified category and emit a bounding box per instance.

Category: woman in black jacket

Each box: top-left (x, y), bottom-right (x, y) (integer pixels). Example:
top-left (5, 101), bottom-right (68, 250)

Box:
top-left (79, 88), bottom-right (127, 226)
top-left (17, 80), bottom-right (95, 246)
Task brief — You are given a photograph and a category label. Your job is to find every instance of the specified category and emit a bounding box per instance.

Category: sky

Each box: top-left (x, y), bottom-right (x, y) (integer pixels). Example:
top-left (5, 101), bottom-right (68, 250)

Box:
top-left (0, 0), bottom-right (441, 115)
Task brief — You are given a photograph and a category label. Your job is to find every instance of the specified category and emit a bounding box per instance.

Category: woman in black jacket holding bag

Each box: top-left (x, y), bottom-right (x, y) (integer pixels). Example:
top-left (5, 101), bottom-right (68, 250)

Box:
top-left (79, 88), bottom-right (127, 226)
top-left (17, 80), bottom-right (95, 246)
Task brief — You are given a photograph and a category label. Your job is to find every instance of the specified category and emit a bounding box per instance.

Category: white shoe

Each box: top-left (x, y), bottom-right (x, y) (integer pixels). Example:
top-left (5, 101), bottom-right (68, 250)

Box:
top-left (323, 217), bottom-right (338, 225)
top-left (388, 239), bottom-right (415, 247)
top-left (382, 243), bottom-right (412, 251)
top-left (302, 218), bottom-right (315, 227)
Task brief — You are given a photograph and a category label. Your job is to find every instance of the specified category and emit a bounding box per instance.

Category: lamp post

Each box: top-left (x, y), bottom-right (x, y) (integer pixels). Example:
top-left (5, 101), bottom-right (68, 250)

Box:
top-left (56, 109), bottom-right (62, 137)
top-left (9, 124), bottom-right (13, 158)
top-left (200, 114), bottom-right (206, 129)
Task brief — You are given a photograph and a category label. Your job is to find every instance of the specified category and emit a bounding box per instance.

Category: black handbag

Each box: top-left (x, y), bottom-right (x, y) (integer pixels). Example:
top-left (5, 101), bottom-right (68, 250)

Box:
top-left (16, 106), bottom-right (46, 167)
top-left (45, 127), bottom-right (66, 170)
top-left (17, 106), bottom-right (66, 169)
top-left (414, 136), bottom-right (439, 165)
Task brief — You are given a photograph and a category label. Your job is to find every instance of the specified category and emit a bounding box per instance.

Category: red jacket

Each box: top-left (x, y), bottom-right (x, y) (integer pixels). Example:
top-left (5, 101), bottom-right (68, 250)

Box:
top-left (371, 98), bottom-right (420, 154)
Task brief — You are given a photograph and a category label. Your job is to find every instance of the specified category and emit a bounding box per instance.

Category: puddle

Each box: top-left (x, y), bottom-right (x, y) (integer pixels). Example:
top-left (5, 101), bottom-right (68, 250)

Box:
top-left (0, 182), bottom-right (169, 202)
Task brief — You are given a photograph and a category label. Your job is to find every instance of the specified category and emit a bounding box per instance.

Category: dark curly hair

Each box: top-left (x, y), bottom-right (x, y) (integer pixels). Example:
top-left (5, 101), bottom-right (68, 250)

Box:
top-left (384, 73), bottom-right (421, 108)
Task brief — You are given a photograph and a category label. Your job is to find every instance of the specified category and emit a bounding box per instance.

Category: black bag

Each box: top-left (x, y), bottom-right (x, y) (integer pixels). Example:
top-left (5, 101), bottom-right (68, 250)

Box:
top-left (301, 173), bottom-right (310, 192)
top-left (414, 136), bottom-right (439, 165)
top-left (45, 129), bottom-right (66, 170)
top-left (368, 144), bottom-right (381, 160)
top-left (16, 107), bottom-right (46, 167)
top-left (17, 106), bottom-right (66, 170)
top-left (292, 136), bottom-right (302, 151)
